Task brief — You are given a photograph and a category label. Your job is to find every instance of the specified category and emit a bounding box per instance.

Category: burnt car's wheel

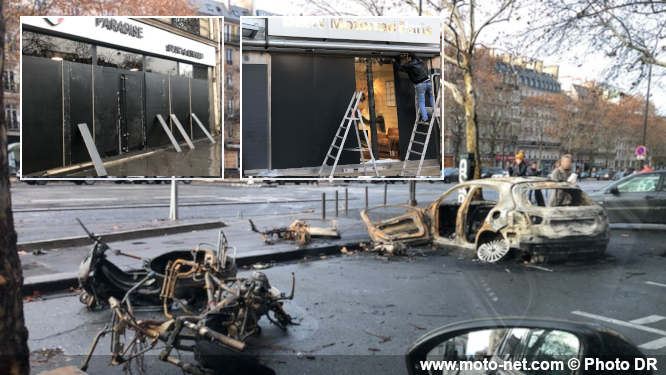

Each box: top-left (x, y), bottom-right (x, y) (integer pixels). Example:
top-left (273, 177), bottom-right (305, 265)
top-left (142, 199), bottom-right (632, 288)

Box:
top-left (444, 177), bottom-right (451, 183)
top-left (477, 237), bottom-right (510, 263)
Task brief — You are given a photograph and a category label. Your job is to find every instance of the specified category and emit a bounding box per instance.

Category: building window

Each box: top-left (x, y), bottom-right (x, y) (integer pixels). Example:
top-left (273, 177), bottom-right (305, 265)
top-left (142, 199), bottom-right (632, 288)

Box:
top-left (97, 46), bottom-right (143, 71)
top-left (3, 70), bottom-right (17, 91)
top-left (145, 56), bottom-right (177, 75)
top-left (228, 99), bottom-right (234, 110)
top-left (193, 65), bottom-right (208, 80)
top-left (179, 63), bottom-right (193, 77)
top-left (22, 30), bottom-right (93, 64)
top-left (226, 48), bottom-right (233, 65)
top-left (172, 18), bottom-right (200, 35)
top-left (227, 74), bottom-right (233, 88)
top-left (5, 104), bottom-right (19, 131)
top-left (205, 4), bottom-right (213, 11)
top-left (385, 80), bottom-right (396, 107)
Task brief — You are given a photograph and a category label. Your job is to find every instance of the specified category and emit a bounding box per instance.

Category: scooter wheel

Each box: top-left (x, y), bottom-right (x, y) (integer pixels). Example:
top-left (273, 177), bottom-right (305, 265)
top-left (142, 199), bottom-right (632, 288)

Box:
top-left (79, 291), bottom-right (90, 305)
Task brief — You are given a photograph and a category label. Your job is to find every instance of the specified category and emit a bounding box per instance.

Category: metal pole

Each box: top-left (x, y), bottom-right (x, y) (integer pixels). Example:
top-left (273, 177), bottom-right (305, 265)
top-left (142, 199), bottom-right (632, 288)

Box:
top-left (365, 186), bottom-right (369, 209)
top-left (642, 64), bottom-right (652, 152)
top-left (383, 183), bottom-right (387, 205)
top-left (322, 193), bottom-right (326, 220)
top-left (335, 190), bottom-right (339, 217)
top-left (419, 0), bottom-right (422, 16)
top-left (366, 60), bottom-right (379, 159)
top-left (169, 177), bottom-right (178, 220)
top-left (345, 188), bottom-right (348, 216)
top-left (408, 180), bottom-right (417, 206)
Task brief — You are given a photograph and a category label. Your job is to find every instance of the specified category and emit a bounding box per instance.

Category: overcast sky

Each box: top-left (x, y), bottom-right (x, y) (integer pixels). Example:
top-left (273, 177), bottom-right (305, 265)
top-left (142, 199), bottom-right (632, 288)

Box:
top-left (242, 0), bottom-right (664, 114)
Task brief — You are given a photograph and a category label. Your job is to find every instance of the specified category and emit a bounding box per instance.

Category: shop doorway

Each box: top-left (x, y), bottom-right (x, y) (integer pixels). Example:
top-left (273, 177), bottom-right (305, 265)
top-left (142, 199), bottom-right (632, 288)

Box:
top-left (355, 58), bottom-right (400, 160)
top-left (100, 68), bottom-right (145, 156)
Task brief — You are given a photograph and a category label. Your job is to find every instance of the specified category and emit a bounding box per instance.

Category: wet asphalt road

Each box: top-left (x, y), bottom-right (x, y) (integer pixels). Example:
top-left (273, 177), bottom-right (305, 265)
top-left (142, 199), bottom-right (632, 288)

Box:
top-left (19, 178), bottom-right (665, 374)
top-left (11, 179), bottom-right (612, 242)
top-left (25, 238), bottom-right (666, 375)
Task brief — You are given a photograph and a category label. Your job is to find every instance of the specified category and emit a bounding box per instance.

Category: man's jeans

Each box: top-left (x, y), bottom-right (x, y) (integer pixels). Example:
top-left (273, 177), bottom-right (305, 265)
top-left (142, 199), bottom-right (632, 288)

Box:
top-left (415, 81), bottom-right (434, 121)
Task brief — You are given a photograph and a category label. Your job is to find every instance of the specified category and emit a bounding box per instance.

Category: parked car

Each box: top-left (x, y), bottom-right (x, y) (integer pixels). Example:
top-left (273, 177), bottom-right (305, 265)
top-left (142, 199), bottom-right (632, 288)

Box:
top-left (596, 169), bottom-right (615, 180)
top-left (579, 171), bottom-right (589, 179)
top-left (361, 178), bottom-right (610, 263)
top-left (443, 168), bottom-right (459, 183)
top-left (481, 167), bottom-right (504, 179)
top-left (612, 170), bottom-right (626, 180)
top-left (588, 170), bottom-right (665, 224)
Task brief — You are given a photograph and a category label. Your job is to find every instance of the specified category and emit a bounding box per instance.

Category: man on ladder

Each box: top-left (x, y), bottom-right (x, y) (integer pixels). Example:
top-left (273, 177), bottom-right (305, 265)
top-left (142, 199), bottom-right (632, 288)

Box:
top-left (394, 53), bottom-right (433, 123)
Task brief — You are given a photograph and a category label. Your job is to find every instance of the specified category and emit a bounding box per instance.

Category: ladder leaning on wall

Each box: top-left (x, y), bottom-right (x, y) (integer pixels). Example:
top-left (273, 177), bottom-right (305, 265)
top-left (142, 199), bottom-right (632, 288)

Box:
top-left (318, 89), bottom-right (379, 178)
top-left (401, 72), bottom-right (442, 177)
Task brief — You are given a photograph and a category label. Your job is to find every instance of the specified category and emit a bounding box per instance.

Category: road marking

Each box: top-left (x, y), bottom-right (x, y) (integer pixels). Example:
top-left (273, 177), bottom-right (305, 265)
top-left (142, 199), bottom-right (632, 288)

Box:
top-left (571, 311), bottom-right (666, 336)
top-left (639, 337), bottom-right (666, 350)
top-left (31, 198), bottom-right (119, 203)
top-left (646, 281), bottom-right (666, 288)
top-left (630, 315), bottom-right (666, 325)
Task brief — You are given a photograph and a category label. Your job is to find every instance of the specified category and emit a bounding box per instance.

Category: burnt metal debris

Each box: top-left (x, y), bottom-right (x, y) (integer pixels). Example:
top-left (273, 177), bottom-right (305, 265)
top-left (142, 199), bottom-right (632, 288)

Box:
top-left (361, 178), bottom-right (610, 263)
top-left (249, 219), bottom-right (341, 245)
top-left (76, 220), bottom-right (296, 375)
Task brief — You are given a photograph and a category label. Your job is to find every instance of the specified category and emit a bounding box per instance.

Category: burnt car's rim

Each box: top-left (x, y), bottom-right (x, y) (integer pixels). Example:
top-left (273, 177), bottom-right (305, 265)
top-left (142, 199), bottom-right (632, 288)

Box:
top-left (477, 238), bottom-right (510, 263)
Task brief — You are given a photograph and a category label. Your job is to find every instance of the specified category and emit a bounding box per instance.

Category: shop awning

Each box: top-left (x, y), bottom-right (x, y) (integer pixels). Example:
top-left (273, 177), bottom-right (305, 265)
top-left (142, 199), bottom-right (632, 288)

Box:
top-left (242, 38), bottom-right (440, 55)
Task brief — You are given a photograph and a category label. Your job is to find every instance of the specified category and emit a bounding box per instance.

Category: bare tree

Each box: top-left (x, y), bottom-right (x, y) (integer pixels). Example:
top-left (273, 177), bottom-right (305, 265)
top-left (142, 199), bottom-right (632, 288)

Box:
top-left (518, 0), bottom-right (665, 86)
top-left (443, 0), bottom-right (521, 179)
top-left (296, 0), bottom-right (445, 16)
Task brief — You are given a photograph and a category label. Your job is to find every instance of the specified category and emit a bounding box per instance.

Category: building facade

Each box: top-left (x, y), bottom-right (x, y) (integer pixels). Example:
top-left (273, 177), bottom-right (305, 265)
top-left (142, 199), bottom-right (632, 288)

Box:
top-left (21, 17), bottom-right (220, 175)
top-left (195, 0), bottom-right (253, 178)
top-left (241, 17), bottom-right (442, 177)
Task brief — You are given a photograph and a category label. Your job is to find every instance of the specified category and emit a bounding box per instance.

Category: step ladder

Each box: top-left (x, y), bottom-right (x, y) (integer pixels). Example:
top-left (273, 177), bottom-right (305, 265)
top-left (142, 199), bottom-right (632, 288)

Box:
top-left (318, 90), bottom-right (379, 178)
top-left (401, 73), bottom-right (442, 177)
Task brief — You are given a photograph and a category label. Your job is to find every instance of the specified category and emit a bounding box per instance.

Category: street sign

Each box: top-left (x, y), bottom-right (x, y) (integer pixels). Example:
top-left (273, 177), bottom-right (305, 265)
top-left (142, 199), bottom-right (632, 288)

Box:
top-left (636, 145), bottom-right (647, 156)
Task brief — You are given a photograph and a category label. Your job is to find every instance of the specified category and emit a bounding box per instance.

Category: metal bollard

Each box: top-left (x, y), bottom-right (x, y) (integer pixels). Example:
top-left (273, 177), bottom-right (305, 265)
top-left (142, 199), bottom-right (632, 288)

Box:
top-left (365, 186), bottom-right (368, 209)
top-left (322, 192), bottom-right (326, 219)
top-left (345, 188), bottom-right (348, 216)
top-left (383, 183), bottom-right (387, 205)
top-left (335, 191), bottom-right (339, 217)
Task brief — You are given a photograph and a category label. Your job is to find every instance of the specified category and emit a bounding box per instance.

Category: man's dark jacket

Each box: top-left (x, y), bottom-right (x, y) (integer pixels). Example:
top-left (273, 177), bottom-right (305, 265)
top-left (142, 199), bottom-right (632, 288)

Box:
top-left (394, 58), bottom-right (429, 85)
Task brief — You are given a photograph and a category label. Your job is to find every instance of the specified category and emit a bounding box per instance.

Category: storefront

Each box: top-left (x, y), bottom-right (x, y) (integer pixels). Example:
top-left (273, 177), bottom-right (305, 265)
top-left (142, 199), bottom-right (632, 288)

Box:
top-left (21, 17), bottom-right (218, 175)
top-left (241, 17), bottom-right (441, 176)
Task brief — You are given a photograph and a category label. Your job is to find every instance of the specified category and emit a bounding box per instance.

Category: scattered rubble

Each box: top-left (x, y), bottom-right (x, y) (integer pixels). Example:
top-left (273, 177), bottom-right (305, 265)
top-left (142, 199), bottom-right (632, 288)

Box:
top-left (249, 219), bottom-right (340, 245)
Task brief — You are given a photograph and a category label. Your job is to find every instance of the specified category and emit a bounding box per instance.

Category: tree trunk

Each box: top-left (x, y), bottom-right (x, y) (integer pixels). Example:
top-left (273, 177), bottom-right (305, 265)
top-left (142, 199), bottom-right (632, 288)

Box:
top-left (463, 69), bottom-right (481, 179)
top-left (0, 5), bottom-right (30, 373)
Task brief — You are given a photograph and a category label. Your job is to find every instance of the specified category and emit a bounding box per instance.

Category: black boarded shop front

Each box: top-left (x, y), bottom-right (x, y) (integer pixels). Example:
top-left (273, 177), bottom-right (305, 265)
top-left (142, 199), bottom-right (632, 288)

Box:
top-left (22, 56), bottom-right (63, 174)
top-left (270, 54), bottom-right (357, 170)
top-left (22, 59), bottom-right (211, 174)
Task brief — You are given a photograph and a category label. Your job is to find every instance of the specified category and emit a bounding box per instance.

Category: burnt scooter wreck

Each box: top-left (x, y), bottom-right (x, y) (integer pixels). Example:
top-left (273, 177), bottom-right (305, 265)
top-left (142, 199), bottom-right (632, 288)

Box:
top-left (77, 219), bottom-right (237, 310)
top-left (78, 219), bottom-right (297, 375)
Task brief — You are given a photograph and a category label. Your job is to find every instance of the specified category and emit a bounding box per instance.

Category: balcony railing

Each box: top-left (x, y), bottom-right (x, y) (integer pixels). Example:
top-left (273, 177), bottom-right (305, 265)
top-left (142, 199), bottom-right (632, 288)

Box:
top-left (224, 33), bottom-right (241, 44)
top-left (172, 18), bottom-right (201, 36)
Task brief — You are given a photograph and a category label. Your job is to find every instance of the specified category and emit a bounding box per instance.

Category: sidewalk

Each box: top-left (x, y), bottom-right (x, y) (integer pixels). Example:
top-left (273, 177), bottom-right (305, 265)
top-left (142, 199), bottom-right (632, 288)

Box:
top-left (27, 138), bottom-right (221, 177)
top-left (21, 210), bottom-right (371, 295)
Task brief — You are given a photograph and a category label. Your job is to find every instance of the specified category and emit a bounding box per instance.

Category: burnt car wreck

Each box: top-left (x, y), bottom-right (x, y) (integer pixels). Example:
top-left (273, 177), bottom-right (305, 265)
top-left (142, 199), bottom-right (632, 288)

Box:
top-left (249, 219), bottom-right (340, 245)
top-left (361, 178), bottom-right (610, 263)
top-left (76, 220), bottom-right (296, 375)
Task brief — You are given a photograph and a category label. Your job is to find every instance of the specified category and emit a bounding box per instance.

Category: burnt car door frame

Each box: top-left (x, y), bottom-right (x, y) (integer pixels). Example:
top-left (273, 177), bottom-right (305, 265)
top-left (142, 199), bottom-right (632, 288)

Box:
top-left (429, 183), bottom-right (504, 250)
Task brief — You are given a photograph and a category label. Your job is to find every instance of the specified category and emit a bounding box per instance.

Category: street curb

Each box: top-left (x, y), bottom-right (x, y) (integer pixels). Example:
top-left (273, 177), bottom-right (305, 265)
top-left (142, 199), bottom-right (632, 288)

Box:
top-left (18, 221), bottom-right (226, 252)
top-left (21, 240), bottom-right (361, 296)
top-left (610, 223), bottom-right (666, 231)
